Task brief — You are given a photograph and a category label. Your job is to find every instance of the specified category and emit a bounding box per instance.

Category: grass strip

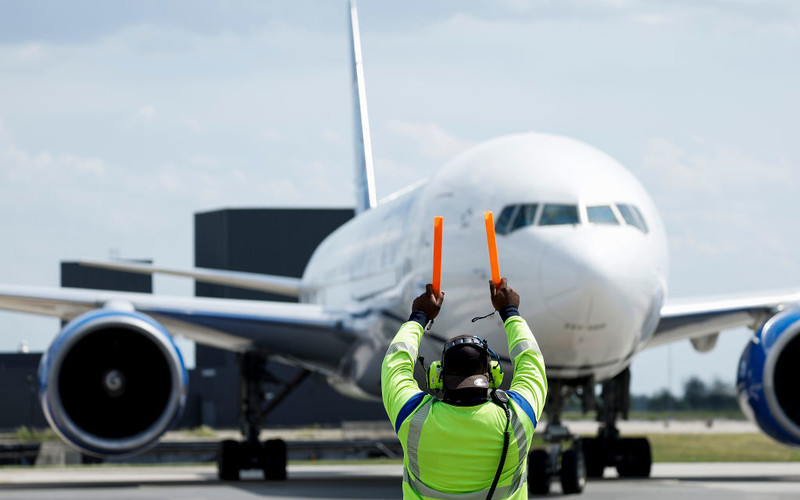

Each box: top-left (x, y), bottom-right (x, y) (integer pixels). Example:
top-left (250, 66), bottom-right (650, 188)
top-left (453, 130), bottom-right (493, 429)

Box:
top-left (649, 433), bottom-right (800, 462)
top-left (530, 433), bottom-right (800, 462)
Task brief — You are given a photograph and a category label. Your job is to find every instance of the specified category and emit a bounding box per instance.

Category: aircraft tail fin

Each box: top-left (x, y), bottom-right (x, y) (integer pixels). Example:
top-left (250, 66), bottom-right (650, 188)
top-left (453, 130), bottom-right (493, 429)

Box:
top-left (349, 0), bottom-right (377, 214)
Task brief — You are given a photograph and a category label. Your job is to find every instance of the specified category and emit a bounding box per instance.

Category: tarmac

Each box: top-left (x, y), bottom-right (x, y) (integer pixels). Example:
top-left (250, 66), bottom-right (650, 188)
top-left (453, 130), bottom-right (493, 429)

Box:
top-left (149, 418), bottom-right (761, 443)
top-left (0, 462), bottom-right (798, 500)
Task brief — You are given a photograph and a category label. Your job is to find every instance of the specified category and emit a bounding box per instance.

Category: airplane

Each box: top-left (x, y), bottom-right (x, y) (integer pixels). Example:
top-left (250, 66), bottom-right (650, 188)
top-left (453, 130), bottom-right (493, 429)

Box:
top-left (1, 0), bottom-right (800, 495)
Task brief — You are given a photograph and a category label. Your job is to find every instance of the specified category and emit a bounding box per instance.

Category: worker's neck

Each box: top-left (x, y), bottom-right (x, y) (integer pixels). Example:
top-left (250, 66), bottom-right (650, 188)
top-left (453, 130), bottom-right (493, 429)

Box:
top-left (442, 388), bottom-right (489, 406)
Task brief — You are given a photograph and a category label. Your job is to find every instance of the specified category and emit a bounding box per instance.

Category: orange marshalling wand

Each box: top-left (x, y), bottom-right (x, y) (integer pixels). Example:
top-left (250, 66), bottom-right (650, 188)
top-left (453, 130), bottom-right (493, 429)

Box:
top-left (484, 211), bottom-right (501, 287)
top-left (432, 216), bottom-right (443, 296)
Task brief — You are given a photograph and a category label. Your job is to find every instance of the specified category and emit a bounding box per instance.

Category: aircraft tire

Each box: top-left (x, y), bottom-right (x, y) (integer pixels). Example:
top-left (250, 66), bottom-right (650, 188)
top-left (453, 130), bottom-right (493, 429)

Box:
top-left (560, 448), bottom-right (587, 494)
top-left (262, 439), bottom-right (288, 481)
top-left (581, 438), bottom-right (605, 478)
top-left (615, 437), bottom-right (651, 478)
top-left (528, 449), bottom-right (551, 495)
top-left (218, 439), bottom-right (241, 481)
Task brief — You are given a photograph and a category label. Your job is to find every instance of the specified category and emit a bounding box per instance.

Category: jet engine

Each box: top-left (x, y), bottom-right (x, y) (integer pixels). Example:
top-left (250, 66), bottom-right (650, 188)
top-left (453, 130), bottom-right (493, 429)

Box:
top-left (39, 309), bottom-right (187, 457)
top-left (737, 308), bottom-right (800, 447)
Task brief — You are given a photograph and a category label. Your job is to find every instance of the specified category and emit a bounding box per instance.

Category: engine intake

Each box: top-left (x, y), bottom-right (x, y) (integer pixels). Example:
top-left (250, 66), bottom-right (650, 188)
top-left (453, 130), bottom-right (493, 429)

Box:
top-left (737, 308), bottom-right (800, 447)
top-left (39, 309), bottom-right (187, 456)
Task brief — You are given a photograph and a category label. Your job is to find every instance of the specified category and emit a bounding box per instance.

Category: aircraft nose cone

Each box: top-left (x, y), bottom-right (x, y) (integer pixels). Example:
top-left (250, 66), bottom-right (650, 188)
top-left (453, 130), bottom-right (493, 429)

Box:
top-left (537, 231), bottom-right (642, 329)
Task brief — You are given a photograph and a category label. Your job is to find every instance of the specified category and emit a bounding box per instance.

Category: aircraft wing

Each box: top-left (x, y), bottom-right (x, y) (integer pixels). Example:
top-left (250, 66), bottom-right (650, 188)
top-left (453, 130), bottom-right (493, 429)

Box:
top-left (78, 259), bottom-right (304, 297)
top-left (647, 288), bottom-right (800, 349)
top-left (0, 284), bottom-right (357, 375)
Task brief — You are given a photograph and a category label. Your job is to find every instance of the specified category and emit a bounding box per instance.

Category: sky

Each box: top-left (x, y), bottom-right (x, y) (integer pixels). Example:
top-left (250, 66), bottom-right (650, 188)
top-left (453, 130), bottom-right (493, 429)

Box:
top-left (0, 0), bottom-right (798, 396)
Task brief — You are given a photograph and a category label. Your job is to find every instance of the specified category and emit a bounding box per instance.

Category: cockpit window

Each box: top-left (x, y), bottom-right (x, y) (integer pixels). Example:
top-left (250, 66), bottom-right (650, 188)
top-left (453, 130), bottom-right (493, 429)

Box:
top-left (496, 204), bottom-right (538, 235)
top-left (511, 204), bottom-right (538, 231)
top-left (630, 205), bottom-right (649, 233)
top-left (587, 205), bottom-right (620, 225)
top-left (616, 203), bottom-right (648, 233)
top-left (539, 204), bottom-right (579, 226)
top-left (495, 205), bottom-right (517, 235)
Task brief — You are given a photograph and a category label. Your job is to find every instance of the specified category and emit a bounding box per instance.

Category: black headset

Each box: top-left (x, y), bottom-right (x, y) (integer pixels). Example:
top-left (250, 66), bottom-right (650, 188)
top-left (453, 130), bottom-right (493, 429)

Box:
top-left (425, 336), bottom-right (504, 390)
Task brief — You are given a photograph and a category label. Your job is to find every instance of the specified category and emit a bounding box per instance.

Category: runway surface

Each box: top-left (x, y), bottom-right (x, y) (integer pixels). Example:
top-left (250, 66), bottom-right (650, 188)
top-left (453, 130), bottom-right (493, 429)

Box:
top-left (0, 462), bottom-right (798, 499)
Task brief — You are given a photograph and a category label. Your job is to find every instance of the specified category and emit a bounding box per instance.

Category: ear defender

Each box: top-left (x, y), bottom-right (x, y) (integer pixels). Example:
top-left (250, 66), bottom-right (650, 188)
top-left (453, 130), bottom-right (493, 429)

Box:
top-left (427, 360), bottom-right (443, 391)
top-left (489, 359), bottom-right (504, 388)
top-left (434, 337), bottom-right (505, 391)
top-left (486, 343), bottom-right (504, 388)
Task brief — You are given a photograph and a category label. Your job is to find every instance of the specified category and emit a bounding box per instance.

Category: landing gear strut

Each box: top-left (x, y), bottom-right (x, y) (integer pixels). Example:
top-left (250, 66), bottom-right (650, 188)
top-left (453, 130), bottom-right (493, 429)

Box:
top-left (528, 379), bottom-right (587, 495)
top-left (528, 424), bottom-right (587, 495)
top-left (527, 369), bottom-right (652, 495)
top-left (217, 352), bottom-right (310, 481)
top-left (581, 368), bottom-right (652, 478)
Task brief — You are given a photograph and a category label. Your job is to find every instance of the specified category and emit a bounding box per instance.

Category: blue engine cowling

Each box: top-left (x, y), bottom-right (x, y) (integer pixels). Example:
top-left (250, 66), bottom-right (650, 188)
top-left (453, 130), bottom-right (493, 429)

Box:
top-left (737, 308), bottom-right (800, 447)
top-left (39, 309), bottom-right (188, 457)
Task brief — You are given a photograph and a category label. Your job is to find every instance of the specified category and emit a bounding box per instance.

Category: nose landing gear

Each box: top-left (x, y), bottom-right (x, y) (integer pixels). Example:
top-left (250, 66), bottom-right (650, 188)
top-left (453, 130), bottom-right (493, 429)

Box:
top-left (527, 369), bottom-right (652, 495)
top-left (582, 368), bottom-right (652, 479)
top-left (528, 425), bottom-right (587, 495)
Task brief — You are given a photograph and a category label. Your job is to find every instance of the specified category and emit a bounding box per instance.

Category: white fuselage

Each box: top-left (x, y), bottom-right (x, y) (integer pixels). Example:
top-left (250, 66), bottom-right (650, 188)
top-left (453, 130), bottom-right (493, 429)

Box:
top-left (303, 132), bottom-right (668, 391)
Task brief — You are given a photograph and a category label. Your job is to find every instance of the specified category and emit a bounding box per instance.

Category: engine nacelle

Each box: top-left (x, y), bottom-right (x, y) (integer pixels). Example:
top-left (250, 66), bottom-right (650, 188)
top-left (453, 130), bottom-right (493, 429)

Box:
top-left (737, 308), bottom-right (800, 447)
top-left (39, 309), bottom-right (188, 457)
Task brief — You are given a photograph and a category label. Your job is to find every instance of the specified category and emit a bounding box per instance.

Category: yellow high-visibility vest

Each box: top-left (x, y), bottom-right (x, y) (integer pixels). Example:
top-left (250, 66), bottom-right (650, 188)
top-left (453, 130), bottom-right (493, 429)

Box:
top-left (382, 316), bottom-right (548, 500)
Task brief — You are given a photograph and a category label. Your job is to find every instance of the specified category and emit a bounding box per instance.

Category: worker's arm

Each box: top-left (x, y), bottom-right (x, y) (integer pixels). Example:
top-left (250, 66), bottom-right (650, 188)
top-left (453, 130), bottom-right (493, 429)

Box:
top-left (505, 315), bottom-right (547, 421)
top-left (381, 320), bottom-right (425, 427)
top-left (381, 284), bottom-right (443, 430)
top-left (490, 279), bottom-right (548, 423)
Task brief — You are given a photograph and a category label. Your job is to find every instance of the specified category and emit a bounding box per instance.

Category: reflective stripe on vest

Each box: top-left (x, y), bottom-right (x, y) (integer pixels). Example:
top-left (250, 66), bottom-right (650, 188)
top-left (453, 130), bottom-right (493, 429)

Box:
top-left (509, 339), bottom-right (539, 359)
top-left (407, 397), bottom-right (433, 480)
top-left (403, 398), bottom-right (529, 500)
top-left (386, 341), bottom-right (418, 360)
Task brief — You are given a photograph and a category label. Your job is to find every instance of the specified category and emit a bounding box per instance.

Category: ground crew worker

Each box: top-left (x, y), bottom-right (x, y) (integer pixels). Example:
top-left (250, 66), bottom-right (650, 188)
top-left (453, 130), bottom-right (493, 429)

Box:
top-left (382, 278), bottom-right (547, 499)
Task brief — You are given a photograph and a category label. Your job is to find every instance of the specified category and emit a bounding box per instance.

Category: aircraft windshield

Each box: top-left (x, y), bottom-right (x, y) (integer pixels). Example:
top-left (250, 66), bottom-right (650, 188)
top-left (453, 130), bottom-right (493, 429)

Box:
top-left (616, 203), bottom-right (648, 233)
top-left (587, 205), bottom-right (619, 225)
top-left (495, 202), bottom-right (645, 234)
top-left (495, 204), bottom-right (538, 235)
top-left (512, 204), bottom-right (538, 231)
top-left (539, 204), bottom-right (579, 225)
top-left (495, 205), bottom-right (517, 235)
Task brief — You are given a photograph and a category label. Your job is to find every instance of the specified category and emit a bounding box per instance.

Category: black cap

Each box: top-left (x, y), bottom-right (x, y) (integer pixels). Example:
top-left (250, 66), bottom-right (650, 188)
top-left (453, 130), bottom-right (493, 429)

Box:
top-left (442, 340), bottom-right (490, 391)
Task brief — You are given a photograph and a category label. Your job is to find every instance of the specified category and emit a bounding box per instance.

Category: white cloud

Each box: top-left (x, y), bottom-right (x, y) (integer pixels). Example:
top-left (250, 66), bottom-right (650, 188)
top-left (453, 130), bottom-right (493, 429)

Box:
top-left (632, 13), bottom-right (672, 26)
top-left (321, 129), bottom-right (345, 145)
top-left (255, 177), bottom-right (304, 203)
top-left (0, 119), bottom-right (343, 225)
top-left (636, 136), bottom-right (800, 294)
top-left (181, 118), bottom-right (204, 133)
top-left (491, 0), bottom-right (800, 28)
top-left (0, 136), bottom-right (106, 180)
top-left (155, 168), bottom-right (183, 193)
top-left (15, 44), bottom-right (45, 64)
top-left (385, 120), bottom-right (474, 162)
top-left (132, 104), bottom-right (157, 122)
top-left (188, 155), bottom-right (218, 168)
top-left (258, 128), bottom-right (284, 142)
top-left (61, 153), bottom-right (105, 175)
top-left (640, 137), bottom-right (795, 196)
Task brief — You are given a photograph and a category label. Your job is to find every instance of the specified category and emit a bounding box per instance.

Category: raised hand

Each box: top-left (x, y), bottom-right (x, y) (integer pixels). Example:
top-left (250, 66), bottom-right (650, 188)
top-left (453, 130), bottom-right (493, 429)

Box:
top-left (412, 284), bottom-right (445, 320)
top-left (489, 278), bottom-right (519, 311)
